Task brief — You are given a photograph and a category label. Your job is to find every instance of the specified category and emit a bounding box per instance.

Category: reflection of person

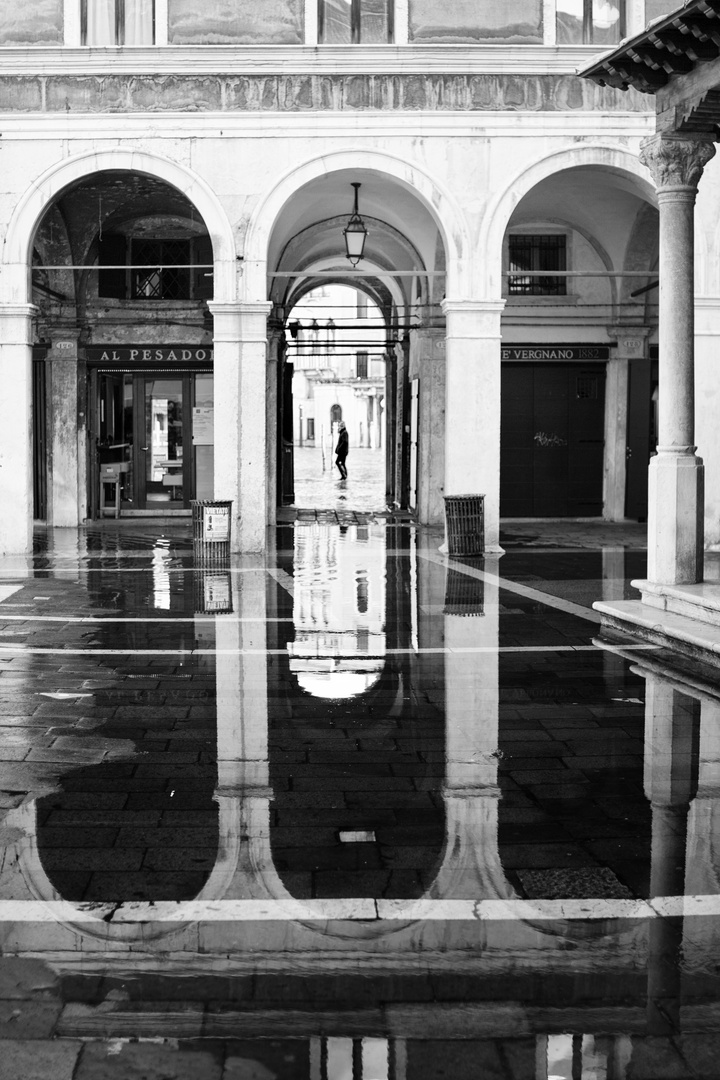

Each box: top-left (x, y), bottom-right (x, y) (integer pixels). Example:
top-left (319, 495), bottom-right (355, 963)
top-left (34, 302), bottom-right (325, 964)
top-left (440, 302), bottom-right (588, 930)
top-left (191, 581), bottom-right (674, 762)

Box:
top-left (335, 422), bottom-right (349, 479)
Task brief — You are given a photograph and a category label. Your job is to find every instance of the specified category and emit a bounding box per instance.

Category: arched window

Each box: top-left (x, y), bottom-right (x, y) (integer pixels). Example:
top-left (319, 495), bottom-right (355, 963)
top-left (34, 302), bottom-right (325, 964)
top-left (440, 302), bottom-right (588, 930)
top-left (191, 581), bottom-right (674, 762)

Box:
top-left (331, 404), bottom-right (343, 425)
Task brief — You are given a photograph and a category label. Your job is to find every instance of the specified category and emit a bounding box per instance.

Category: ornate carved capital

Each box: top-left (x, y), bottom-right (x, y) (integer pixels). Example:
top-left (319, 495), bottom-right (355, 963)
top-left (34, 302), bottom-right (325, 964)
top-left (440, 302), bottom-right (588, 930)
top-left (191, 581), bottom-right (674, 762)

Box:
top-left (640, 133), bottom-right (716, 191)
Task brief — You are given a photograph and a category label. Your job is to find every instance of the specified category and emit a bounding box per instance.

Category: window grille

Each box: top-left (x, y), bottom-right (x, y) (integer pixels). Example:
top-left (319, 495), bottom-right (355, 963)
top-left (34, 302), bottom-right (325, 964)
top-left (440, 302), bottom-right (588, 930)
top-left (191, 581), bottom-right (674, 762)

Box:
top-left (508, 235), bottom-right (567, 296)
top-left (356, 352), bottom-right (368, 378)
top-left (132, 239), bottom-right (190, 300)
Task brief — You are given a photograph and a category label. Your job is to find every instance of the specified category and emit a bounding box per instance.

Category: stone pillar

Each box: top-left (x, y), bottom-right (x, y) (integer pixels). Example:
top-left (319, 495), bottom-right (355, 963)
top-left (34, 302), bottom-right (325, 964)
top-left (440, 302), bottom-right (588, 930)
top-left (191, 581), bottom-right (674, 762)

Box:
top-left (603, 327), bottom-right (649, 521)
top-left (639, 134), bottom-right (716, 584)
top-left (210, 301), bottom-right (272, 552)
top-left (0, 305), bottom-right (36, 554)
top-left (47, 330), bottom-right (85, 528)
top-left (415, 329), bottom-right (446, 527)
top-left (266, 317), bottom-right (284, 526)
top-left (442, 300), bottom-right (505, 553)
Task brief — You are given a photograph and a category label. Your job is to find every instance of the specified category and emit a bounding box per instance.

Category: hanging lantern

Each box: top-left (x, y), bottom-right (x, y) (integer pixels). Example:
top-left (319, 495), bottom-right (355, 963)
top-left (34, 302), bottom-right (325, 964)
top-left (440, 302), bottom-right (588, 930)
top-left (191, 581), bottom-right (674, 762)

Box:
top-left (343, 182), bottom-right (368, 267)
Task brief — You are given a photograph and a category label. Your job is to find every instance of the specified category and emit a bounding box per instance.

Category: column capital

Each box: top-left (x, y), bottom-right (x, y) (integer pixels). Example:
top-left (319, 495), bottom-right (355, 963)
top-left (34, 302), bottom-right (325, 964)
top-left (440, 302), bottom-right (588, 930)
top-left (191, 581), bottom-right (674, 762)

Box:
top-left (442, 299), bottom-right (506, 316)
top-left (0, 303), bottom-right (39, 319)
top-left (640, 133), bottom-right (716, 192)
top-left (208, 301), bottom-right (273, 317)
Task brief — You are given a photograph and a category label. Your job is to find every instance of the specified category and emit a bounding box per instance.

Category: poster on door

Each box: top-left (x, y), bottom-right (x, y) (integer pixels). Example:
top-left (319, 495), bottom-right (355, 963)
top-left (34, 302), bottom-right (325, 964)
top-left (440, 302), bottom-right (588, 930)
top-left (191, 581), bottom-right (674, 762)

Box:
top-left (193, 406), bottom-right (214, 445)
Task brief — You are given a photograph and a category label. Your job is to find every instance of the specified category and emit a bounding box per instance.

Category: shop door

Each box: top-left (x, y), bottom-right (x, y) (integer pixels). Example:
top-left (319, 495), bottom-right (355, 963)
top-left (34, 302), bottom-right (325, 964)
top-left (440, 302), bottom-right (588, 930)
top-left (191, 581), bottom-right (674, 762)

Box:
top-left (501, 363), bottom-right (606, 517)
top-left (136, 376), bottom-right (191, 508)
top-left (95, 373), bottom-right (194, 513)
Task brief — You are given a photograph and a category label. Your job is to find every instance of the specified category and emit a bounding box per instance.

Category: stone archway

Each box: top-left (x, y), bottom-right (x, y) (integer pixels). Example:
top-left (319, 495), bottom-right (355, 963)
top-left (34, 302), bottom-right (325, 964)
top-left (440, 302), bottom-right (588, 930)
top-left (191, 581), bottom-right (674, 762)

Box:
top-left (0, 148), bottom-right (238, 552)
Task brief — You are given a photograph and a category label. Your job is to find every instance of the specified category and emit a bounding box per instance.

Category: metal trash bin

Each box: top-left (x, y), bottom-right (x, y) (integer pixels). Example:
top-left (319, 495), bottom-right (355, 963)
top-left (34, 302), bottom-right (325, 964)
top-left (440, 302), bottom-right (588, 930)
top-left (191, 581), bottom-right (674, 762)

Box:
top-left (191, 500), bottom-right (232, 564)
top-left (444, 494), bottom-right (484, 557)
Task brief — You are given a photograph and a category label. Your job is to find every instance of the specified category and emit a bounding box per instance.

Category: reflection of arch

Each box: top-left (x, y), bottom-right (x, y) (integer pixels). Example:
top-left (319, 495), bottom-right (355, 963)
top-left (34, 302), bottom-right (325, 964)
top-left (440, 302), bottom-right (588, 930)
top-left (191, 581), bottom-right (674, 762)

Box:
top-left (1, 148), bottom-right (237, 304)
top-left (480, 144), bottom-right (658, 298)
top-left (243, 148), bottom-right (470, 301)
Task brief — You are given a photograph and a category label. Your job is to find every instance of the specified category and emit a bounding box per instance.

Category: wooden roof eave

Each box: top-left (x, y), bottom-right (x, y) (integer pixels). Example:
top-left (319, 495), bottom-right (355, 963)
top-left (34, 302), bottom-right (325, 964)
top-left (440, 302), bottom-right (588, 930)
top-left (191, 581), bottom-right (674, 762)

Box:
top-left (579, 0), bottom-right (720, 93)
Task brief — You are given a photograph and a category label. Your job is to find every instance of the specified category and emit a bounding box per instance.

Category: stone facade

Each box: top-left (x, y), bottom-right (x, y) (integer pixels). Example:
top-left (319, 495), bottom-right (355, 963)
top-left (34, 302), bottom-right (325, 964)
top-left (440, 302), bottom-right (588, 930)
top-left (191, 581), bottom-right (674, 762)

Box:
top-left (1, 2), bottom-right (718, 553)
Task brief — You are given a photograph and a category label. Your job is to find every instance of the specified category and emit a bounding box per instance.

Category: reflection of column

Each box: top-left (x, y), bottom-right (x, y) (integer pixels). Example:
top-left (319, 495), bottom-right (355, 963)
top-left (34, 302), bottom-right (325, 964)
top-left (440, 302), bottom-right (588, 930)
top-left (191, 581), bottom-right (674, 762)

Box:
top-left (639, 135), bottom-right (715, 585)
top-left (201, 564), bottom-right (276, 901)
top-left (442, 300), bottom-right (505, 553)
top-left (684, 699), bottom-right (720, 973)
top-left (432, 557), bottom-right (514, 900)
top-left (643, 674), bottom-right (699, 1035)
top-left (211, 301), bottom-right (272, 552)
top-left (601, 547), bottom-right (626, 684)
top-left (0, 304), bottom-right (36, 553)
top-left (48, 329), bottom-right (84, 527)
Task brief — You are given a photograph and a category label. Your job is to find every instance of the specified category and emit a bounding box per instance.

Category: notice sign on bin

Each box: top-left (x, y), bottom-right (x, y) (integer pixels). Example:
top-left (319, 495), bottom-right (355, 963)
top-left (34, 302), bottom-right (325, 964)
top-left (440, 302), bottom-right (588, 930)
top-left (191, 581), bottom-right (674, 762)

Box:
top-left (203, 504), bottom-right (230, 542)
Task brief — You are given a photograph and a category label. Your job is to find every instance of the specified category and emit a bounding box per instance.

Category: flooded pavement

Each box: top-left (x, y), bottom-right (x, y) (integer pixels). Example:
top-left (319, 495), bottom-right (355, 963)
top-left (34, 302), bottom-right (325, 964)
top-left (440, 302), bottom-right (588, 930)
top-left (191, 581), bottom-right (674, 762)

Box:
top-left (292, 446), bottom-right (387, 515)
top-left (1, 520), bottom-right (720, 1077)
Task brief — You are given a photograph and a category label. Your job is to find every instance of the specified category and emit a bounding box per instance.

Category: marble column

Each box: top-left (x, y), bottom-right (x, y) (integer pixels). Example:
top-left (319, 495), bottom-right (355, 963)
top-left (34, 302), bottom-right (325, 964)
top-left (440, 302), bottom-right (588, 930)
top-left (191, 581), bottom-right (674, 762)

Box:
top-left (210, 301), bottom-right (272, 552)
top-left (639, 134), bottom-right (716, 584)
top-left (0, 304), bottom-right (36, 553)
top-left (442, 300), bottom-right (505, 553)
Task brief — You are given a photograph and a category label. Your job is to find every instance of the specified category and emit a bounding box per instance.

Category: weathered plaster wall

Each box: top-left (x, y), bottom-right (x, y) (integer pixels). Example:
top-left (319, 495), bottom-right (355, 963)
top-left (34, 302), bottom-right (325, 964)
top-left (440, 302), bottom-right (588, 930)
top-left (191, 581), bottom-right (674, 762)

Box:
top-left (0, 2), bottom-right (62, 46)
top-left (168, 0), bottom-right (303, 45)
top-left (409, 0), bottom-right (542, 44)
top-left (0, 74), bottom-right (650, 113)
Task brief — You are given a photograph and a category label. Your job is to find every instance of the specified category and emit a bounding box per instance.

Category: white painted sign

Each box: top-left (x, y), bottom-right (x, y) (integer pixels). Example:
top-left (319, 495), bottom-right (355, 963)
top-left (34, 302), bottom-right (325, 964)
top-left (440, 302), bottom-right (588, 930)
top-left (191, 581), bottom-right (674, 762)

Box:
top-left (193, 406), bottom-right (214, 445)
top-left (203, 504), bottom-right (230, 542)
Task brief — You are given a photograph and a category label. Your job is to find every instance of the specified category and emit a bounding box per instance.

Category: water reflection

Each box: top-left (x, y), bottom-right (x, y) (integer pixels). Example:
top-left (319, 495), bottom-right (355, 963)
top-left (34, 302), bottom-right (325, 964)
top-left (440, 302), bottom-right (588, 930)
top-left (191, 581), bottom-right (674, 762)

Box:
top-left (2, 525), bottom-right (720, 1074)
top-left (289, 523), bottom-right (387, 698)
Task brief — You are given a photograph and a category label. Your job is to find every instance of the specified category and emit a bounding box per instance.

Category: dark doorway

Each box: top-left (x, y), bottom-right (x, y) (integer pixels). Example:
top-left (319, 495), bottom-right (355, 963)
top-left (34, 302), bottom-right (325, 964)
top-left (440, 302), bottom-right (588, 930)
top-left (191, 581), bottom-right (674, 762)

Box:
top-left (501, 362), bottom-right (606, 517)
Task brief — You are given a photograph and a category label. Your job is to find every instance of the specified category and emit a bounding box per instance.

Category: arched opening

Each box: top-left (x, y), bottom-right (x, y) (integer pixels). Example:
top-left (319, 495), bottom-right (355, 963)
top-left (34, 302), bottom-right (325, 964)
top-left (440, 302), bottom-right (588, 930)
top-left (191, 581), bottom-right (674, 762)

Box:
top-left (498, 163), bottom-right (658, 522)
top-left (287, 283), bottom-right (387, 512)
top-left (264, 165), bottom-right (450, 522)
top-left (29, 168), bottom-right (217, 524)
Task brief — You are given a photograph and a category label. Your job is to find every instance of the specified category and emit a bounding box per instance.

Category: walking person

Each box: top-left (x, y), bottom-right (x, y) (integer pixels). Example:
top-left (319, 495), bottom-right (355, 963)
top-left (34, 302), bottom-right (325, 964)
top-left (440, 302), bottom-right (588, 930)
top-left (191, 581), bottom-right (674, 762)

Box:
top-left (335, 421), bottom-right (349, 479)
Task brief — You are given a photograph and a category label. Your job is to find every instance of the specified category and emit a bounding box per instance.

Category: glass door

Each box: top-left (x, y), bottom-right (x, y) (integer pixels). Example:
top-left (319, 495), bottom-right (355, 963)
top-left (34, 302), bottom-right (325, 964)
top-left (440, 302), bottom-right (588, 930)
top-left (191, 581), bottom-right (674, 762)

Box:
top-left (95, 372), bottom-right (196, 513)
top-left (136, 377), bottom-right (190, 508)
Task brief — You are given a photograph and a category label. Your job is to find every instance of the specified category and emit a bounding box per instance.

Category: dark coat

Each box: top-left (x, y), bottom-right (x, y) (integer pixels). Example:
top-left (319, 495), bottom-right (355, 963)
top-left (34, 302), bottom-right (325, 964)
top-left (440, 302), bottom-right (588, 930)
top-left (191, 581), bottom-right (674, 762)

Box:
top-left (335, 429), bottom-right (349, 459)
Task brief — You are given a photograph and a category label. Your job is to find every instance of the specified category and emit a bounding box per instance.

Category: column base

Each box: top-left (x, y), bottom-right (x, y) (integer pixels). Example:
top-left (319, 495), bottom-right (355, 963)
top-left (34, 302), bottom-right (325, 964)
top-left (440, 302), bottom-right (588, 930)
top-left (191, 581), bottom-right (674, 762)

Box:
top-left (647, 450), bottom-right (704, 585)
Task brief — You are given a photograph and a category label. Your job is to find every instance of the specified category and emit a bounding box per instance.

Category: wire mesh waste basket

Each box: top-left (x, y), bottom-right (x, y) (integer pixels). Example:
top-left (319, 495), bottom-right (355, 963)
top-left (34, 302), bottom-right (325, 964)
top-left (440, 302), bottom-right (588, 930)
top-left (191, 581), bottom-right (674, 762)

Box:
top-left (444, 495), bottom-right (485, 557)
top-left (191, 500), bottom-right (232, 564)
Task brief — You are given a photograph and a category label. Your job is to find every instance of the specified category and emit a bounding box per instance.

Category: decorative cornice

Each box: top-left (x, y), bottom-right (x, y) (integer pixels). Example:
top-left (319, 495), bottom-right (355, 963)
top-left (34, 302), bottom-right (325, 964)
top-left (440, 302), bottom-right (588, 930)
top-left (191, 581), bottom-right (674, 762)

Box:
top-left (0, 72), bottom-right (650, 115)
top-left (639, 133), bottom-right (716, 190)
